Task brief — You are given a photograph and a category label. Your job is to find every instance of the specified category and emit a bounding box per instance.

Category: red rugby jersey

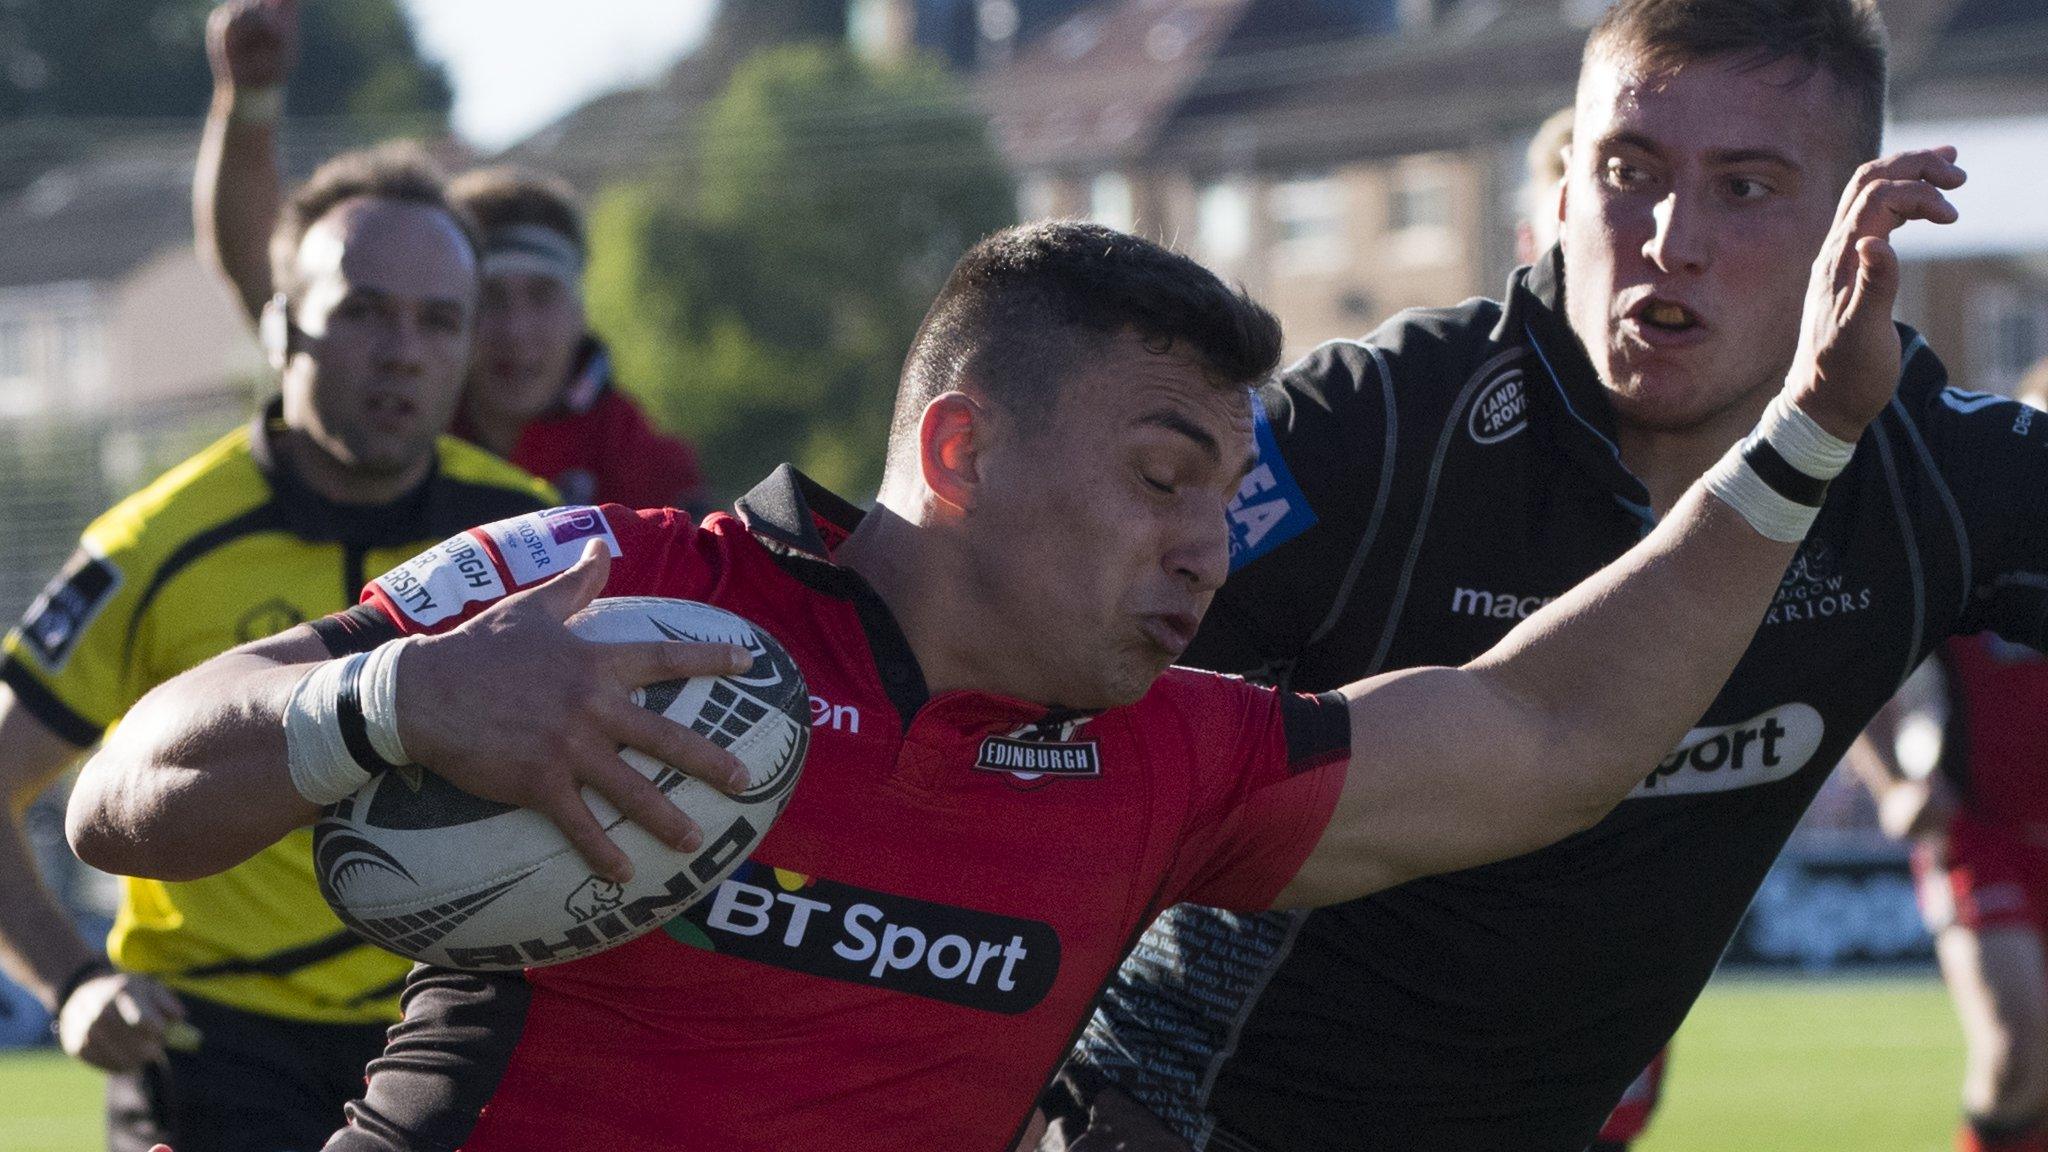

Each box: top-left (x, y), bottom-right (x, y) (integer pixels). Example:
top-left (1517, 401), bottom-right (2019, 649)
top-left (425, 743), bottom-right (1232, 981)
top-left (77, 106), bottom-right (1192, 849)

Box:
top-left (319, 466), bottom-right (1350, 1152)
top-left (1943, 632), bottom-right (2048, 836)
top-left (460, 339), bottom-right (708, 512)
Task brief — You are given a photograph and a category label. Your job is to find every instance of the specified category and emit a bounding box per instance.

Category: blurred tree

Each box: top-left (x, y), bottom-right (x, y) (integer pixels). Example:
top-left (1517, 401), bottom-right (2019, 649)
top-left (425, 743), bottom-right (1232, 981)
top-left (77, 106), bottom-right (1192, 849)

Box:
top-left (587, 44), bottom-right (1013, 500)
top-left (0, 0), bottom-right (449, 124)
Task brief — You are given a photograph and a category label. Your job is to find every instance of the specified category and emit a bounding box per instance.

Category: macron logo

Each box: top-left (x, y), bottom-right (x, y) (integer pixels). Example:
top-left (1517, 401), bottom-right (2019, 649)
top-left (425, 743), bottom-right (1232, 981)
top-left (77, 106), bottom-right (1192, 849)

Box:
top-left (1449, 586), bottom-right (1554, 621)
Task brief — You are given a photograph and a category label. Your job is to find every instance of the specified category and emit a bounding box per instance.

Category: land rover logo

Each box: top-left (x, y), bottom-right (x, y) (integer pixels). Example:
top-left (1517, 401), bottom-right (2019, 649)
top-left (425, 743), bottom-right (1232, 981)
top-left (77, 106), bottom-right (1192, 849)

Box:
top-left (1468, 368), bottom-right (1529, 444)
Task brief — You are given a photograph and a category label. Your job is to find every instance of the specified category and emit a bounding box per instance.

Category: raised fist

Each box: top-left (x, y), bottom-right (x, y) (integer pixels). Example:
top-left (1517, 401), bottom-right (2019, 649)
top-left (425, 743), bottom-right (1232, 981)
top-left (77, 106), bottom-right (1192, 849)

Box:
top-left (206, 0), bottom-right (299, 92)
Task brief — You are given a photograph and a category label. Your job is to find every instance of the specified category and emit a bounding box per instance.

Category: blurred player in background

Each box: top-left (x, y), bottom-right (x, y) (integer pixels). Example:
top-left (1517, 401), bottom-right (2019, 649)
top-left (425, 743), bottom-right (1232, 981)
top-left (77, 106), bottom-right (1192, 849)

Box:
top-left (196, 0), bottom-right (709, 514)
top-left (1518, 101), bottom-right (1671, 1152)
top-left (1851, 363), bottom-right (2048, 1152)
top-left (1514, 105), bottom-right (1574, 266)
top-left (1036, 3), bottom-right (2015, 1150)
top-left (0, 141), bottom-right (550, 1151)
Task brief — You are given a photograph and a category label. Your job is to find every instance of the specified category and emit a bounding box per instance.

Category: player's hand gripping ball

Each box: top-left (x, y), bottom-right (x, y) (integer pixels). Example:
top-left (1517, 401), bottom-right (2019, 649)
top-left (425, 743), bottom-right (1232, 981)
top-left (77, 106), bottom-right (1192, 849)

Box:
top-left (313, 598), bottom-right (808, 970)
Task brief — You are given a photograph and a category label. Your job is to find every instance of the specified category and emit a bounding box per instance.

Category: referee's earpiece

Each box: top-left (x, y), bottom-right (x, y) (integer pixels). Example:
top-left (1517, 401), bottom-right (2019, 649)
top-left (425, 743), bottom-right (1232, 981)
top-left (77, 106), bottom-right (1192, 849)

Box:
top-left (260, 293), bottom-right (294, 372)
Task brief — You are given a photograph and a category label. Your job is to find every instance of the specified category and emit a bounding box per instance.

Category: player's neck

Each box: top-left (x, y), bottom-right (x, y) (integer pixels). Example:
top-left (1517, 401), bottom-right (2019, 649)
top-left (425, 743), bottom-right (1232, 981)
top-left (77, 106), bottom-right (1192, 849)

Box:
top-left (462, 395), bottom-right (526, 457)
top-left (836, 503), bottom-right (1000, 702)
top-left (1615, 385), bottom-right (1775, 519)
top-left (277, 428), bottom-right (429, 507)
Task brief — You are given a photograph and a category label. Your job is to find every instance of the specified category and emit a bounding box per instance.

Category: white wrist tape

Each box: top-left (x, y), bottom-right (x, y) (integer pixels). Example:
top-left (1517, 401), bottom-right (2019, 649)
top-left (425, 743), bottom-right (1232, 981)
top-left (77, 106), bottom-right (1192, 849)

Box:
top-left (1701, 447), bottom-right (1818, 542)
top-left (1760, 394), bottom-right (1856, 481)
top-left (282, 641), bottom-right (411, 807)
top-left (1704, 396), bottom-right (1858, 543)
top-left (229, 86), bottom-right (283, 124)
top-left (357, 639), bottom-right (411, 768)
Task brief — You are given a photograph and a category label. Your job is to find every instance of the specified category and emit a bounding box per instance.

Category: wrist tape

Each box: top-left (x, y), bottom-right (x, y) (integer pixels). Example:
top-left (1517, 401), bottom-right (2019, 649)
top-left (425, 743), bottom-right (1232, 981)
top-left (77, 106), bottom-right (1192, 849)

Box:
top-left (1702, 395), bottom-right (1857, 542)
top-left (228, 86), bottom-right (283, 124)
top-left (283, 640), bottom-right (410, 806)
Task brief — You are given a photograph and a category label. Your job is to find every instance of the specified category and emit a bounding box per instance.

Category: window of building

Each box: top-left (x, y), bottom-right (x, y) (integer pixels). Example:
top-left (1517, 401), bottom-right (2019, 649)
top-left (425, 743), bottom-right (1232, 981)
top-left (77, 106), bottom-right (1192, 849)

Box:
top-left (1389, 157), bottom-right (1459, 266)
top-left (1269, 173), bottom-right (1346, 275)
top-left (1017, 174), bottom-right (1058, 223)
top-left (0, 318), bottom-right (27, 382)
top-left (56, 314), bottom-right (105, 397)
top-left (1196, 179), bottom-right (1252, 265)
top-left (1973, 280), bottom-right (2048, 394)
top-left (1089, 171), bottom-right (1134, 232)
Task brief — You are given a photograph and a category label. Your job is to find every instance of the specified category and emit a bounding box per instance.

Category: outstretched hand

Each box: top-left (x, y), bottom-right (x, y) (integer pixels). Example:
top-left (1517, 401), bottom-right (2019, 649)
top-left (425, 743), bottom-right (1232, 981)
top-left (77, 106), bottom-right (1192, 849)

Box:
top-left (206, 0), bottom-right (298, 92)
top-left (395, 541), bottom-right (757, 883)
top-left (1788, 146), bottom-right (1965, 440)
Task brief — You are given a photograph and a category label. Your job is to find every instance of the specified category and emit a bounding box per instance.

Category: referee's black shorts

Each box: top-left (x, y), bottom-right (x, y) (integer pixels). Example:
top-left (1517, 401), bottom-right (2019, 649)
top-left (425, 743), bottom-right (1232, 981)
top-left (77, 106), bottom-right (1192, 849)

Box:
top-left (107, 994), bottom-right (389, 1152)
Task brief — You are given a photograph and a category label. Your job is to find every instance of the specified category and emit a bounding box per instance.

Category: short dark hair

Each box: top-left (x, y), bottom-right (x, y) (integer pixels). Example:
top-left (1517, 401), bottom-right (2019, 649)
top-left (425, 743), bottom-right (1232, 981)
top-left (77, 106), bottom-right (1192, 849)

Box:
top-left (891, 222), bottom-right (1282, 463)
top-left (1585, 0), bottom-right (1888, 164)
top-left (269, 142), bottom-right (478, 302)
top-left (447, 165), bottom-right (586, 253)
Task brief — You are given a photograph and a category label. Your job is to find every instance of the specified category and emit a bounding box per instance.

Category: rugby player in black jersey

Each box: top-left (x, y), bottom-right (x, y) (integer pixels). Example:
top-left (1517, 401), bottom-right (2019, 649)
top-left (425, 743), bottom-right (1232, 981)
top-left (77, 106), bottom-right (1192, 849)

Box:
top-left (1040, 3), bottom-right (2023, 1151)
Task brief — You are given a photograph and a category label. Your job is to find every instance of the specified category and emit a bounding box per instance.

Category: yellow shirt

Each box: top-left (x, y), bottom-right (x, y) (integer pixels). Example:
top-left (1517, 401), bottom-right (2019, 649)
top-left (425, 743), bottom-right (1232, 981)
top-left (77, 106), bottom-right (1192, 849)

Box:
top-left (1, 404), bottom-right (555, 1023)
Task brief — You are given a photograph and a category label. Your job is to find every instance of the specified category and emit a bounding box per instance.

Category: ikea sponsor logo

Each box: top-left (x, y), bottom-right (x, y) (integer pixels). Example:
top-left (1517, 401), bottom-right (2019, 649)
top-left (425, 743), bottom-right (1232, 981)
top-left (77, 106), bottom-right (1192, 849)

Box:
top-left (1629, 703), bottom-right (1824, 798)
top-left (1228, 395), bottom-right (1317, 571)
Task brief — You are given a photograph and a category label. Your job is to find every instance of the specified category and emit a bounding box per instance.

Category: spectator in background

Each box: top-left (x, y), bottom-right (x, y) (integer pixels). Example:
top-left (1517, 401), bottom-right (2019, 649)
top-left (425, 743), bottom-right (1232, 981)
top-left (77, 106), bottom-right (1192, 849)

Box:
top-left (196, 0), bottom-right (709, 514)
top-left (1850, 362), bottom-right (2048, 1152)
top-left (1517, 101), bottom-right (1672, 1152)
top-left (0, 142), bottom-right (551, 1151)
top-left (1514, 104), bottom-right (1575, 266)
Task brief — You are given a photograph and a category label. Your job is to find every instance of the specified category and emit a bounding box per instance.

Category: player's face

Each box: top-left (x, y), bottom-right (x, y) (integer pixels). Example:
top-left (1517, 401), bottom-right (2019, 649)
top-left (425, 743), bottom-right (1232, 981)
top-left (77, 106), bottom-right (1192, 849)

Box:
top-left (966, 332), bottom-right (1254, 709)
top-left (1561, 50), bottom-right (1863, 432)
top-left (283, 199), bottom-right (476, 489)
top-left (472, 268), bottom-right (588, 421)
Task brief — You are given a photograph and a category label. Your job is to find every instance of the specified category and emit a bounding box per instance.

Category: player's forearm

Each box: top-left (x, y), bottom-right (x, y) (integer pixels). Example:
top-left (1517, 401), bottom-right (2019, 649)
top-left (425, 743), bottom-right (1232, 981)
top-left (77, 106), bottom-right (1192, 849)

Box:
top-left (195, 85), bottom-right (282, 325)
top-left (67, 651), bottom-right (319, 881)
top-left (0, 814), bottom-right (99, 1009)
top-left (1464, 483), bottom-right (1798, 828)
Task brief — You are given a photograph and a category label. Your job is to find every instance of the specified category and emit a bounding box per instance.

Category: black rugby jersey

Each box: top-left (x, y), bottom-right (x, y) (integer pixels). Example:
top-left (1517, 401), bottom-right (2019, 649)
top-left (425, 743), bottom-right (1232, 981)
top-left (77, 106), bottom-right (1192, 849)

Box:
top-left (1068, 249), bottom-right (2048, 1151)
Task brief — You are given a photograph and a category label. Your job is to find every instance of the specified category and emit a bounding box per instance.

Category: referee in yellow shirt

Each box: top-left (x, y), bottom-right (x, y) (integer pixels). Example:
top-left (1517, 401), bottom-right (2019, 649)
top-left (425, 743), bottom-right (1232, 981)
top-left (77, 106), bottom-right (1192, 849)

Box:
top-left (0, 143), bottom-right (552, 1150)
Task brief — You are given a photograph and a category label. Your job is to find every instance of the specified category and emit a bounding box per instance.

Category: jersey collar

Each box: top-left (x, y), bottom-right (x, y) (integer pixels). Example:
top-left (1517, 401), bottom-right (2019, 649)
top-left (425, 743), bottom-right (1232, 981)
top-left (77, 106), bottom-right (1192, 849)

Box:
top-left (731, 465), bottom-right (1100, 741)
top-left (247, 397), bottom-right (444, 545)
top-left (1510, 248), bottom-right (1657, 524)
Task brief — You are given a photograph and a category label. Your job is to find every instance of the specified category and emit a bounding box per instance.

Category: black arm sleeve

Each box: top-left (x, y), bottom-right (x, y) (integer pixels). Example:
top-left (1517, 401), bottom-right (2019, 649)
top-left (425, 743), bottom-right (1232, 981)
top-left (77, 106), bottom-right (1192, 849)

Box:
top-left (1906, 354), bottom-right (2048, 651)
top-left (1184, 337), bottom-right (1398, 679)
top-left (325, 966), bottom-right (532, 1152)
top-left (310, 604), bottom-right (405, 658)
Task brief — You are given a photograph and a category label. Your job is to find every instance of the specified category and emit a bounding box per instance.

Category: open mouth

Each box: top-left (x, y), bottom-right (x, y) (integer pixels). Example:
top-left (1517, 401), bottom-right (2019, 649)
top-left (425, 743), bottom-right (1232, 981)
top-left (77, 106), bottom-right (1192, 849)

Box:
top-left (1632, 299), bottom-right (1703, 335)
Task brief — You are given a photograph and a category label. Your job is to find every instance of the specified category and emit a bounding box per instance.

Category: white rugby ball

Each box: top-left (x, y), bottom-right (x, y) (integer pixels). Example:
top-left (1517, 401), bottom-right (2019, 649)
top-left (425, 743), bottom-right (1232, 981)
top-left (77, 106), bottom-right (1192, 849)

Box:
top-left (313, 597), bottom-right (808, 970)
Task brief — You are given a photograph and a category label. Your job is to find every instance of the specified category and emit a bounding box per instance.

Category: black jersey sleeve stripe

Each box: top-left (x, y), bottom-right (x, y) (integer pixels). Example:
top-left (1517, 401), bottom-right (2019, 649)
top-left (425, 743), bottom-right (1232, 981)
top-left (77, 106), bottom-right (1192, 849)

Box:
top-left (0, 657), bottom-right (102, 748)
top-left (1305, 343), bottom-right (1400, 653)
top-left (180, 928), bottom-right (369, 980)
top-left (332, 966), bottom-right (532, 1152)
top-left (310, 605), bottom-right (404, 657)
top-left (1279, 691), bottom-right (1352, 773)
top-left (119, 503), bottom-right (292, 668)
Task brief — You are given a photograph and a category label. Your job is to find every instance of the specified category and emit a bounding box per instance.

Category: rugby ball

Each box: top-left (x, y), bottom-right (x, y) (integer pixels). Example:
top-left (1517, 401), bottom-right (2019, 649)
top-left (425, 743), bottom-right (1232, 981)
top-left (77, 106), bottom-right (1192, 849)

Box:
top-left (313, 597), bottom-right (808, 970)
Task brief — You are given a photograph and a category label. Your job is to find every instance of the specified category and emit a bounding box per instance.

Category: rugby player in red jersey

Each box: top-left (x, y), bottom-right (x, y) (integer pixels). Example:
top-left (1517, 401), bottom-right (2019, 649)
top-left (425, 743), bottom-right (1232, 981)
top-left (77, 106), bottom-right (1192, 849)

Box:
top-left (195, 0), bottom-right (707, 513)
top-left (68, 184), bottom-right (1952, 1148)
top-left (1850, 370), bottom-right (2048, 1152)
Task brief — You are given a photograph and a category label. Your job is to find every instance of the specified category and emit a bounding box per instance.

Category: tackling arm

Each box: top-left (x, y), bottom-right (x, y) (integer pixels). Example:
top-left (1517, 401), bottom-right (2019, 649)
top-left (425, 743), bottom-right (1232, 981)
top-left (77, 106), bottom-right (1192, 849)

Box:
top-left (1278, 147), bottom-right (1967, 907)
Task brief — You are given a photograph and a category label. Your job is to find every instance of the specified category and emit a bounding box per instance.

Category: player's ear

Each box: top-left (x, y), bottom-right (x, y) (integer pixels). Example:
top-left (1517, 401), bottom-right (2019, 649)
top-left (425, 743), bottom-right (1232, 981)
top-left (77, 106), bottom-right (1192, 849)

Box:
top-left (260, 293), bottom-right (294, 372)
top-left (918, 391), bottom-right (986, 513)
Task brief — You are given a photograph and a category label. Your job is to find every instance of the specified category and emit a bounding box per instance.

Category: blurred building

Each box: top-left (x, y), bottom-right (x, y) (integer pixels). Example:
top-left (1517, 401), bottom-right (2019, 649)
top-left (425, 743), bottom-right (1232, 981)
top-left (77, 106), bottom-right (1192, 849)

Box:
top-left (978, 0), bottom-right (2048, 379)
top-left (0, 136), bottom-right (261, 422)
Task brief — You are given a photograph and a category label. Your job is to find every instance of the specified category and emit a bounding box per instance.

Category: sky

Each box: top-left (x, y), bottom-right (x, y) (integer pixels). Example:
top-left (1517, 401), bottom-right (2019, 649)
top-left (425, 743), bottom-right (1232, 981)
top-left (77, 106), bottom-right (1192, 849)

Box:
top-left (400, 0), bottom-right (719, 151)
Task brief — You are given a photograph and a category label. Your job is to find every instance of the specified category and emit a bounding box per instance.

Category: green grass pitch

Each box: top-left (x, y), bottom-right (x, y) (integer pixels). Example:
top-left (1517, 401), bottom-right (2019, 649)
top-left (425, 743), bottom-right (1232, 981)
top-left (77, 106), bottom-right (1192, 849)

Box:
top-left (0, 975), bottom-right (1966, 1151)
